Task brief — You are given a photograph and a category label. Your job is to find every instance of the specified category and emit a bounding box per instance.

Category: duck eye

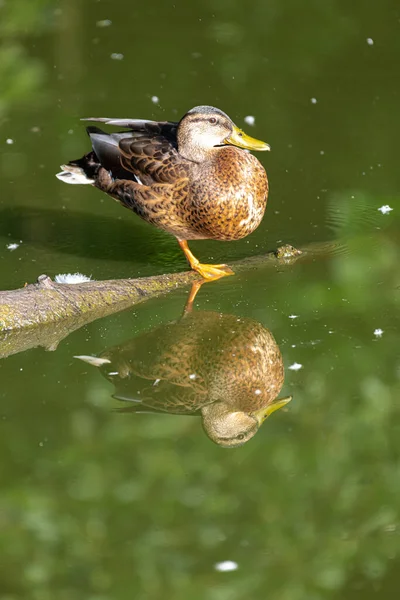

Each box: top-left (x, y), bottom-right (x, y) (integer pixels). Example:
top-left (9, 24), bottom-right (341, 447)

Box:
top-left (237, 433), bottom-right (245, 441)
top-left (209, 117), bottom-right (217, 124)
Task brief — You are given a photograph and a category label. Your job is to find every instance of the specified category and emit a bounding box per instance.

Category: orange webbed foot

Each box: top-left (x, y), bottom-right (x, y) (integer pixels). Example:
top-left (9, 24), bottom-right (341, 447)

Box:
top-left (178, 239), bottom-right (235, 281)
top-left (192, 262), bottom-right (234, 281)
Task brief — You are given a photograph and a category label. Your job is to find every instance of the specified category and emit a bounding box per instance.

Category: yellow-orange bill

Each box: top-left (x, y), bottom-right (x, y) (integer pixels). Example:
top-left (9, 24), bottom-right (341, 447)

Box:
top-left (225, 125), bottom-right (270, 151)
top-left (253, 395), bottom-right (292, 425)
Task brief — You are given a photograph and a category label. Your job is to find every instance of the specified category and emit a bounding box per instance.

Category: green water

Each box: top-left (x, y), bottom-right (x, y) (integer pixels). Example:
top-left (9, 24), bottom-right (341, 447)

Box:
top-left (1, 0), bottom-right (400, 598)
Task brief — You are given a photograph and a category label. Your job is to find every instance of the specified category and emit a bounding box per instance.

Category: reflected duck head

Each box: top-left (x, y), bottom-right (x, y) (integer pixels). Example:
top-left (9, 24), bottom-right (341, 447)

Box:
top-left (201, 396), bottom-right (292, 448)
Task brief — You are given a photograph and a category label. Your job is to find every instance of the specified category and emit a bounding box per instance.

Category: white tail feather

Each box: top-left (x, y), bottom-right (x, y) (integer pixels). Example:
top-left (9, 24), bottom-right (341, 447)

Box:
top-left (56, 165), bottom-right (94, 185)
top-left (74, 355), bottom-right (111, 367)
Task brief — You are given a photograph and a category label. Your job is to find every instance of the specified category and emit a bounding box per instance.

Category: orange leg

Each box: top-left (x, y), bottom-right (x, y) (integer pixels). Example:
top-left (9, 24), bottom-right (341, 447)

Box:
top-left (178, 240), bottom-right (234, 281)
top-left (183, 280), bottom-right (206, 315)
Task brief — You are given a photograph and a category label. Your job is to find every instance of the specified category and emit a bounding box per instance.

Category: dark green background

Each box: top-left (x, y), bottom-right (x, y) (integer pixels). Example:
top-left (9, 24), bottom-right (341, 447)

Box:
top-left (0, 1), bottom-right (399, 599)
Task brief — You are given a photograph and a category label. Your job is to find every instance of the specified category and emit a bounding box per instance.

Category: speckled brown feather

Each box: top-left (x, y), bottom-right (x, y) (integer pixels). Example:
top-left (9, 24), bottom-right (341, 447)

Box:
top-left (98, 312), bottom-right (284, 415)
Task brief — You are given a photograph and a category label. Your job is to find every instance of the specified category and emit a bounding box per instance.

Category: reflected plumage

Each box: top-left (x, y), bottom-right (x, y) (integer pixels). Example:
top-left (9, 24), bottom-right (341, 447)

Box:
top-left (76, 311), bottom-right (291, 447)
top-left (57, 106), bottom-right (270, 279)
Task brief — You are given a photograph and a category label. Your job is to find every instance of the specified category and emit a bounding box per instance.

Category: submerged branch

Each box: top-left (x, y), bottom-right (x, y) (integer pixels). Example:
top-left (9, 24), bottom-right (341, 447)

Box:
top-left (0, 271), bottom-right (196, 357)
top-left (0, 241), bottom-right (338, 358)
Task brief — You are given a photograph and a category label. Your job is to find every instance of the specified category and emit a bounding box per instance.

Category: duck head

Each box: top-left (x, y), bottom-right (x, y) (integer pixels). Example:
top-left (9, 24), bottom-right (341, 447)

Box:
top-left (201, 395), bottom-right (292, 448)
top-left (177, 105), bottom-right (270, 162)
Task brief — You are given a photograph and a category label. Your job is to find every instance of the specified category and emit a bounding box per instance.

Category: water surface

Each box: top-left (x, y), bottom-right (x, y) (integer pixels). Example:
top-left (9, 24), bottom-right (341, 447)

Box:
top-left (1, 0), bottom-right (399, 598)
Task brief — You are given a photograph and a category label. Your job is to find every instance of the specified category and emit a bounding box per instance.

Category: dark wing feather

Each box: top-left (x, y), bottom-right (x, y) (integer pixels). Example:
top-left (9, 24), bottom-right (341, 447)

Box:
top-left (112, 378), bottom-right (203, 416)
top-left (86, 126), bottom-right (137, 180)
top-left (118, 121), bottom-right (189, 185)
top-left (84, 118), bottom-right (188, 185)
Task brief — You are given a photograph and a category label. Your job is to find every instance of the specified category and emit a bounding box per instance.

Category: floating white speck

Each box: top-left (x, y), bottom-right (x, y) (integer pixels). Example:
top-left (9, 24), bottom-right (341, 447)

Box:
top-left (189, 373), bottom-right (197, 380)
top-left (151, 96), bottom-right (159, 104)
top-left (254, 389), bottom-right (262, 395)
top-left (55, 273), bottom-right (92, 284)
top-left (6, 243), bottom-right (20, 251)
top-left (108, 372), bottom-right (119, 376)
top-left (153, 379), bottom-right (161, 386)
top-left (310, 98), bottom-right (317, 104)
top-left (244, 115), bottom-right (255, 126)
top-left (110, 53), bottom-right (124, 60)
top-left (288, 315), bottom-right (299, 319)
top-left (378, 205), bottom-right (393, 214)
top-left (320, 150), bottom-right (325, 155)
top-left (96, 19), bottom-right (112, 27)
top-left (289, 363), bottom-right (303, 371)
top-left (366, 38), bottom-right (374, 46)
top-left (214, 561), bottom-right (238, 572)
top-left (374, 328), bottom-right (384, 338)
top-left (6, 138), bottom-right (14, 145)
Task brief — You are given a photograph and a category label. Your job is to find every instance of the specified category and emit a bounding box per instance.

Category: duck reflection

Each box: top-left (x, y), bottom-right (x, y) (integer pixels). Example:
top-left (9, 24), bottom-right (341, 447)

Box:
top-left (77, 291), bottom-right (291, 447)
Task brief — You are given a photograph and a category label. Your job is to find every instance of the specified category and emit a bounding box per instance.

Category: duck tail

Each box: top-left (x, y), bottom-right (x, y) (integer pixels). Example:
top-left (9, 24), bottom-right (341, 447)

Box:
top-left (56, 150), bottom-right (100, 185)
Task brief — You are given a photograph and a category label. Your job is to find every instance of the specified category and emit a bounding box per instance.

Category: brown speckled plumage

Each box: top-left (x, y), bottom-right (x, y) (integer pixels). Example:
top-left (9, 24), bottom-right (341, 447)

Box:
top-left (88, 311), bottom-right (291, 447)
top-left (57, 106), bottom-right (270, 279)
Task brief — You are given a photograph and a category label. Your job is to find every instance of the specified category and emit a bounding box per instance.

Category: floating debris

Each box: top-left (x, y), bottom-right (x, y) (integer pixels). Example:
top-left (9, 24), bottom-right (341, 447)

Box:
top-left (310, 98), bottom-right (317, 104)
top-left (214, 561), bottom-right (238, 572)
top-left (378, 205), bottom-right (393, 214)
top-left (244, 115), bottom-right (255, 126)
top-left (288, 315), bottom-right (299, 320)
top-left (6, 243), bottom-right (20, 251)
top-left (55, 273), bottom-right (92, 284)
top-left (288, 363), bottom-right (303, 371)
top-left (6, 138), bottom-right (14, 145)
top-left (366, 38), bottom-right (374, 46)
top-left (96, 19), bottom-right (112, 27)
top-left (151, 95), bottom-right (159, 104)
top-left (110, 53), bottom-right (124, 61)
top-left (374, 328), bottom-right (384, 338)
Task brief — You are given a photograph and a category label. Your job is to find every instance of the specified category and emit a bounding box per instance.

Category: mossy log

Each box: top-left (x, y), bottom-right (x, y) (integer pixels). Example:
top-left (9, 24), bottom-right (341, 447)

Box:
top-left (0, 242), bottom-right (338, 358)
top-left (0, 271), bottom-right (198, 358)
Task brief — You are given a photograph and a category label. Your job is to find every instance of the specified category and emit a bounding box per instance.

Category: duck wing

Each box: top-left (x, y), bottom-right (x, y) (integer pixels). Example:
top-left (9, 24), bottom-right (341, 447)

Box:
top-left (83, 117), bottom-right (189, 185)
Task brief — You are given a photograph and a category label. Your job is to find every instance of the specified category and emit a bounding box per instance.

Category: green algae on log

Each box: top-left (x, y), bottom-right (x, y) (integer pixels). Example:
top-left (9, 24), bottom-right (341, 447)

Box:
top-left (0, 272), bottom-right (196, 358)
top-left (0, 272), bottom-right (196, 333)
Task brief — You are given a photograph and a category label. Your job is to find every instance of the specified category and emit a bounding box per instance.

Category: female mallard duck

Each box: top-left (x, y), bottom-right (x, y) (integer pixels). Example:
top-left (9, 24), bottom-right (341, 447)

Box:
top-left (57, 105), bottom-right (270, 279)
top-left (76, 310), bottom-right (291, 448)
